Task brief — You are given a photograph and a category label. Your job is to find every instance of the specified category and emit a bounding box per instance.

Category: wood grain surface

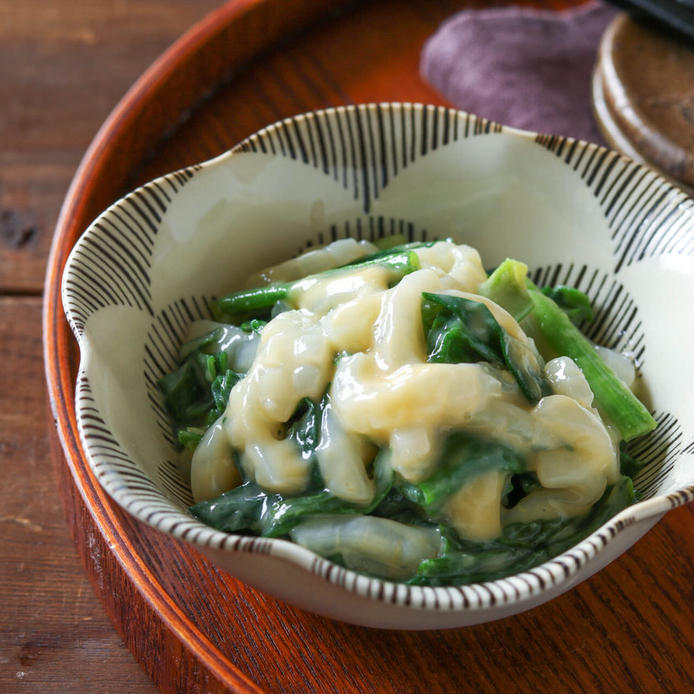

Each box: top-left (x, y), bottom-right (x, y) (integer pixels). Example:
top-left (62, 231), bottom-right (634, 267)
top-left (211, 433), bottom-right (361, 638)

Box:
top-left (4, 1), bottom-right (694, 693)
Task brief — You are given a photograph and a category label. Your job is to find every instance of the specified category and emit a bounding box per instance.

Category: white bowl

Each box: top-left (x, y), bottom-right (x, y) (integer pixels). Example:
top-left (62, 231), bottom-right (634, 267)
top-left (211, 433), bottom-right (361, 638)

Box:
top-left (62, 103), bottom-right (694, 629)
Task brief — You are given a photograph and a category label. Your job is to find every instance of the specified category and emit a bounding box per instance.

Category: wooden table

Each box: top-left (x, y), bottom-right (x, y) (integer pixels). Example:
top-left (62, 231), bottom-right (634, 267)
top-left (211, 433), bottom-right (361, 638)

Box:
top-left (2, 1), bottom-right (692, 692)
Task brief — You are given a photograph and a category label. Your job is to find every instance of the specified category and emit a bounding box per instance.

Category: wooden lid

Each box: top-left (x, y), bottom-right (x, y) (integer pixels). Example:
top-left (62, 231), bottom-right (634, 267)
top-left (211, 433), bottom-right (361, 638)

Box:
top-left (593, 13), bottom-right (694, 188)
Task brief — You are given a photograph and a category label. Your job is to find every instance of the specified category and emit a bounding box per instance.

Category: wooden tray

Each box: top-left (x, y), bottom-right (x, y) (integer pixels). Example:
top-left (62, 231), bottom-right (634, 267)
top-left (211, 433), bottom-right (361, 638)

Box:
top-left (44, 1), bottom-right (693, 692)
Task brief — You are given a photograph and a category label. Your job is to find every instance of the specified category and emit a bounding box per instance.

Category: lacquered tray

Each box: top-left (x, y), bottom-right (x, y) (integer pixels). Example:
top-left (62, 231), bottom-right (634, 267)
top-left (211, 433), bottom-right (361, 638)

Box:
top-left (43, 1), bottom-right (693, 692)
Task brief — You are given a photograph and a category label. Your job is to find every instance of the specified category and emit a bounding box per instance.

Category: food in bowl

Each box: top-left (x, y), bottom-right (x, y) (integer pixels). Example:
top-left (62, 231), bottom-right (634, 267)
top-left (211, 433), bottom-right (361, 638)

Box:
top-left (158, 236), bottom-right (656, 585)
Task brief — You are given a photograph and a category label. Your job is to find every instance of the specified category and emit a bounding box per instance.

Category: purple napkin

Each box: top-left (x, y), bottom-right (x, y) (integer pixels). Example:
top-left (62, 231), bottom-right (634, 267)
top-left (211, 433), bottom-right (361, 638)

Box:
top-left (420, 1), bottom-right (617, 143)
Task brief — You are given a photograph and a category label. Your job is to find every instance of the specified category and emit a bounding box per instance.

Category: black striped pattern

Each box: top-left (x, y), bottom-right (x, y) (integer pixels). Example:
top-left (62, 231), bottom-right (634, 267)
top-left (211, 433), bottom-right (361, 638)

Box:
top-left (77, 370), bottom-right (224, 534)
top-left (627, 412), bottom-right (683, 499)
top-left (63, 167), bottom-right (199, 337)
top-left (76, 373), bottom-right (169, 503)
top-left (235, 104), bottom-right (503, 213)
top-left (143, 296), bottom-right (214, 455)
top-left (535, 134), bottom-right (694, 271)
top-left (158, 459), bottom-right (194, 508)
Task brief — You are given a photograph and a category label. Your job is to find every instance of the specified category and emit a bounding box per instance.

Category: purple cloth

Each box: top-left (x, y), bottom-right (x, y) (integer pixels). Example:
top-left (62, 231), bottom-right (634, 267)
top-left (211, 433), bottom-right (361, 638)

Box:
top-left (420, 1), bottom-right (617, 143)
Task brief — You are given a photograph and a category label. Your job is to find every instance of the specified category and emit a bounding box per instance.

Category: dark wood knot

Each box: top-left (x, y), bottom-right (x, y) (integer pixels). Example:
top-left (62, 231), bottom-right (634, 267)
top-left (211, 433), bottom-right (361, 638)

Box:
top-left (1, 209), bottom-right (39, 249)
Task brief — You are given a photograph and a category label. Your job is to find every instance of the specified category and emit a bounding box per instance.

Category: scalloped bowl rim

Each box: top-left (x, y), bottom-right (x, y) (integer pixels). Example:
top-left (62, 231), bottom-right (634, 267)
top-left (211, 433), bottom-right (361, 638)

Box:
top-left (62, 103), bottom-right (694, 616)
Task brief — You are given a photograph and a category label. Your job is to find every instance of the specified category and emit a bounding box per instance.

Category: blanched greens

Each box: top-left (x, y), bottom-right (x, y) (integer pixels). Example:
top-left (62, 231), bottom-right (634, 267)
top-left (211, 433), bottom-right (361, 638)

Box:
top-left (158, 348), bottom-right (242, 450)
top-left (400, 432), bottom-right (526, 514)
top-left (190, 447), bottom-right (393, 538)
top-left (479, 259), bottom-right (656, 441)
top-left (212, 247), bottom-right (422, 320)
top-left (422, 292), bottom-right (551, 404)
top-left (411, 476), bottom-right (634, 585)
top-left (158, 242), bottom-right (652, 586)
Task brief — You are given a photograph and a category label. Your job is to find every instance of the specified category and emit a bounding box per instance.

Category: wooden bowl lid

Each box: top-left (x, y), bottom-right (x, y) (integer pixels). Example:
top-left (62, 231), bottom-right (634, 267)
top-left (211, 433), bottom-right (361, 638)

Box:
top-left (593, 13), bottom-right (694, 188)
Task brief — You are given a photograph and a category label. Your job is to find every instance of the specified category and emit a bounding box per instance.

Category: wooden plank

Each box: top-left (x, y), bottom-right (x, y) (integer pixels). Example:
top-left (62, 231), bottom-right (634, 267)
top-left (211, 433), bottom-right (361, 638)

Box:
top-left (0, 0), bottom-right (221, 294)
top-left (0, 297), bottom-right (156, 693)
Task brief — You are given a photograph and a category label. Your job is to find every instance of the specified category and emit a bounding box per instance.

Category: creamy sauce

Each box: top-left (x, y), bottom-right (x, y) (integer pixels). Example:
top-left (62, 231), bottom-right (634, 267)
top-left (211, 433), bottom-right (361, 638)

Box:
top-left (191, 240), bottom-right (618, 541)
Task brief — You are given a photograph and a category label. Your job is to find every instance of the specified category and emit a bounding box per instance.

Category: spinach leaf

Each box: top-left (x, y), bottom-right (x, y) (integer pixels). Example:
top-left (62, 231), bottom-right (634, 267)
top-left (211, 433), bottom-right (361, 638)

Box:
top-left (618, 441), bottom-right (649, 479)
top-left (158, 351), bottom-right (229, 427)
top-left (371, 487), bottom-right (425, 524)
top-left (285, 397), bottom-right (323, 459)
top-left (422, 292), bottom-right (504, 366)
top-left (499, 331), bottom-right (551, 404)
top-left (240, 318), bottom-right (267, 334)
top-left (502, 472), bottom-right (542, 509)
top-left (189, 482), bottom-right (270, 534)
top-left (190, 449), bottom-right (394, 538)
top-left (541, 285), bottom-right (594, 325)
top-left (158, 332), bottom-right (244, 449)
top-left (283, 395), bottom-right (328, 493)
top-left (421, 292), bottom-right (550, 404)
top-left (209, 369), bottom-right (241, 422)
top-left (177, 428), bottom-right (204, 450)
top-left (410, 476), bottom-right (634, 585)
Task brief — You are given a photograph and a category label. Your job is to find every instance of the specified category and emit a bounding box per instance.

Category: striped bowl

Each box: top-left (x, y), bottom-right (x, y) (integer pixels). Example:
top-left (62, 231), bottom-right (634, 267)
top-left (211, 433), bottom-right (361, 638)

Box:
top-left (61, 104), bottom-right (694, 629)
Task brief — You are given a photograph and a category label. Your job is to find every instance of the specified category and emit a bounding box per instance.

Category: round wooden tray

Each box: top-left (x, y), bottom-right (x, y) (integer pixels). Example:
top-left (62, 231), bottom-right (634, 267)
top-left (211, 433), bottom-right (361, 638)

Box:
top-left (44, 1), bottom-right (693, 693)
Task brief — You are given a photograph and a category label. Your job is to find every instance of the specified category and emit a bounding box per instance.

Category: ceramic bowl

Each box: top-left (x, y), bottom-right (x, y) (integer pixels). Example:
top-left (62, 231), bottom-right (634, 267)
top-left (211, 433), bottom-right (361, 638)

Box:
top-left (62, 103), bottom-right (694, 629)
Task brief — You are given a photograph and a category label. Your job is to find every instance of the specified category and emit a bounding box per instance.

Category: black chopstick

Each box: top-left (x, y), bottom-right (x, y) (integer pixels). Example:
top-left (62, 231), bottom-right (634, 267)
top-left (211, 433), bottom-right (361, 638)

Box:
top-left (604, 0), bottom-right (694, 40)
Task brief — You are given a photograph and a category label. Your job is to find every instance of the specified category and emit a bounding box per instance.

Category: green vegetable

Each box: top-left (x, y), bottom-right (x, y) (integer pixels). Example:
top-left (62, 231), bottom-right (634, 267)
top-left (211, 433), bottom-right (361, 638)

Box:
top-left (618, 441), bottom-right (649, 478)
top-left (372, 233), bottom-right (408, 250)
top-left (499, 331), bottom-right (551, 404)
top-left (215, 284), bottom-right (289, 316)
top-left (158, 351), bottom-right (230, 427)
top-left (344, 240), bottom-right (435, 265)
top-left (177, 428), bottom-right (204, 450)
top-left (157, 341), bottom-right (243, 448)
top-left (541, 285), bottom-right (594, 325)
top-left (422, 292), bottom-right (551, 403)
top-left (214, 249), bottom-right (421, 317)
top-left (190, 449), bottom-right (394, 538)
top-left (157, 243), bottom-right (652, 588)
top-left (189, 482), bottom-right (268, 534)
top-left (178, 325), bottom-right (226, 359)
top-left (401, 432), bottom-right (526, 514)
top-left (283, 395), bottom-right (327, 493)
top-left (284, 397), bottom-right (322, 459)
top-left (479, 259), bottom-right (656, 441)
top-left (502, 472), bottom-right (542, 509)
top-left (423, 292), bottom-right (504, 366)
top-left (478, 259), bottom-right (534, 322)
top-left (371, 487), bottom-right (425, 524)
top-left (411, 476), bottom-right (634, 585)
top-left (530, 290), bottom-right (655, 441)
top-left (240, 318), bottom-right (267, 334)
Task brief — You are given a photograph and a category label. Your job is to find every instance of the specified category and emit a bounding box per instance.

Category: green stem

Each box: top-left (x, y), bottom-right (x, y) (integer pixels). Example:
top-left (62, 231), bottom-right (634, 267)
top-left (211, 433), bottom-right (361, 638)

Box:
top-left (216, 249), bottom-right (420, 316)
top-left (529, 289), bottom-right (655, 440)
top-left (479, 259), bottom-right (656, 441)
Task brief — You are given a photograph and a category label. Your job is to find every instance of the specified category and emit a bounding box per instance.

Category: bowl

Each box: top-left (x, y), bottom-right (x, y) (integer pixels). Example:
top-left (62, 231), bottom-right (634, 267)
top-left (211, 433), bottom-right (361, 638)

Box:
top-left (61, 103), bottom-right (694, 630)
